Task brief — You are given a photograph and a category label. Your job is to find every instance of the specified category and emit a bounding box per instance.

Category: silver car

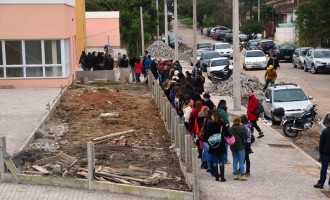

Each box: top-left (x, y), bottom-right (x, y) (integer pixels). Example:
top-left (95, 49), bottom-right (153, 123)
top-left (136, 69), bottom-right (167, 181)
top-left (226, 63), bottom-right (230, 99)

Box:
top-left (304, 48), bottom-right (330, 74)
top-left (292, 47), bottom-right (312, 69)
top-left (319, 113), bottom-right (330, 135)
top-left (262, 83), bottom-right (313, 124)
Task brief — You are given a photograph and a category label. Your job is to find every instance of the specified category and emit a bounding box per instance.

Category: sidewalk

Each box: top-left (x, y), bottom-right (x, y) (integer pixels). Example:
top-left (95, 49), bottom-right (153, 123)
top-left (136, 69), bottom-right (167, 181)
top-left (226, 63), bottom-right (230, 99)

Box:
top-left (181, 60), bottom-right (326, 199)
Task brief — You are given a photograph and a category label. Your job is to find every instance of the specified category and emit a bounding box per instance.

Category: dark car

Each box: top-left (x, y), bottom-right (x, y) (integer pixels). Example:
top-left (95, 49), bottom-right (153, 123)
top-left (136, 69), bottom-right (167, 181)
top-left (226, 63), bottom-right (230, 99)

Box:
top-left (246, 39), bottom-right (260, 51)
top-left (223, 33), bottom-right (233, 43)
top-left (256, 39), bottom-right (276, 55)
top-left (198, 51), bottom-right (222, 72)
top-left (272, 44), bottom-right (295, 61)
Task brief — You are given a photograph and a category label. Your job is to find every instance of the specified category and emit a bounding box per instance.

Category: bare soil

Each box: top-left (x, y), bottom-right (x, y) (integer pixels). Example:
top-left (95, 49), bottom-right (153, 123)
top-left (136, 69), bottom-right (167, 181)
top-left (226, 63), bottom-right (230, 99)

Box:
top-left (20, 83), bottom-right (189, 191)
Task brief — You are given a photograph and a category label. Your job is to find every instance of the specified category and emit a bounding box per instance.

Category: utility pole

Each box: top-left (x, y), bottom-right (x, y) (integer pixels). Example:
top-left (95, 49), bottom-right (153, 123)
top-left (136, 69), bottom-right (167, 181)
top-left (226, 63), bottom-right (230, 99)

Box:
top-left (164, 0), bottom-right (168, 45)
top-left (258, 0), bottom-right (260, 22)
top-left (233, 0), bottom-right (241, 111)
top-left (156, 0), bottom-right (159, 40)
top-left (107, 36), bottom-right (110, 54)
top-left (192, 0), bottom-right (197, 66)
top-left (140, 7), bottom-right (145, 55)
top-left (174, 0), bottom-right (178, 60)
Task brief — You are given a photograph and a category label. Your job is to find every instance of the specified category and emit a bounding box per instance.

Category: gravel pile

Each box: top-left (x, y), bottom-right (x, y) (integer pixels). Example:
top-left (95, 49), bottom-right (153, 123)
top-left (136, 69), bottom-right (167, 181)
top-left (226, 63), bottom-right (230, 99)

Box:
top-left (211, 72), bottom-right (265, 99)
top-left (147, 41), bottom-right (175, 60)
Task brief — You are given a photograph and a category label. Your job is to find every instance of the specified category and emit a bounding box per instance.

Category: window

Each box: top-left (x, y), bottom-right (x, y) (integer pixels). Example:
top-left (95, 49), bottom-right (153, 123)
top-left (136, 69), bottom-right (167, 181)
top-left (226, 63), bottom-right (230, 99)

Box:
top-left (5, 41), bottom-right (22, 65)
top-left (0, 39), bottom-right (69, 79)
top-left (25, 40), bottom-right (42, 64)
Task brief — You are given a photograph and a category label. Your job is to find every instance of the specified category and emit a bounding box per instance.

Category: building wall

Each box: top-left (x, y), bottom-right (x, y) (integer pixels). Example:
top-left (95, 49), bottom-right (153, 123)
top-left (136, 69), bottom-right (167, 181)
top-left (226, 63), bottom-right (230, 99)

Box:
top-left (0, 3), bottom-right (77, 88)
top-left (75, 0), bottom-right (87, 60)
top-left (85, 11), bottom-right (120, 48)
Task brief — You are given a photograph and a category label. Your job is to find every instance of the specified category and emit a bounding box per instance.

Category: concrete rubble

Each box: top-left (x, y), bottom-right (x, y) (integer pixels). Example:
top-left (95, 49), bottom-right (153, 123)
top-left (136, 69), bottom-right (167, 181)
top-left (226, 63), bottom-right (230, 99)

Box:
top-left (147, 41), bottom-right (175, 60)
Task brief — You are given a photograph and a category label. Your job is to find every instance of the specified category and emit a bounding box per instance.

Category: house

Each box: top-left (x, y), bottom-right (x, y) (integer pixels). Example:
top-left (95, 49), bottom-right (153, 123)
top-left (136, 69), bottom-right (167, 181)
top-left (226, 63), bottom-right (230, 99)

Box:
top-left (0, 0), bottom-right (78, 88)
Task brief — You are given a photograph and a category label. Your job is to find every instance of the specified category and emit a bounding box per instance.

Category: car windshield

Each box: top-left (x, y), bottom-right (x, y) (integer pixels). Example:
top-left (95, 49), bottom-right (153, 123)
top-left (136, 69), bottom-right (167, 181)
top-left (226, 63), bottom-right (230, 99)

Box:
top-left (211, 59), bottom-right (230, 66)
top-left (314, 50), bottom-right (330, 58)
top-left (198, 43), bottom-right (212, 49)
top-left (300, 49), bottom-right (310, 56)
top-left (274, 89), bottom-right (308, 102)
top-left (204, 52), bottom-right (220, 59)
top-left (281, 45), bottom-right (294, 50)
top-left (261, 41), bottom-right (274, 46)
top-left (246, 51), bottom-right (264, 57)
top-left (215, 44), bottom-right (231, 49)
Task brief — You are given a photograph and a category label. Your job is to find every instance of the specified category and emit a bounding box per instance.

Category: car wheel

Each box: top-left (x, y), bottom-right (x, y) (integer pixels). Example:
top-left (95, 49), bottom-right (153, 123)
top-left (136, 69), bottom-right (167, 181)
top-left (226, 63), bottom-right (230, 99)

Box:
top-left (271, 113), bottom-right (280, 125)
top-left (303, 63), bottom-right (308, 72)
top-left (310, 64), bottom-right (318, 74)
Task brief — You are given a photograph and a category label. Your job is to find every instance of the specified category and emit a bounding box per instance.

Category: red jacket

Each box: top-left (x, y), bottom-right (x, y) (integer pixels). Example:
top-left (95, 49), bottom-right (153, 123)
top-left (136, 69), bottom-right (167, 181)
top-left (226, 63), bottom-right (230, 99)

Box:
top-left (247, 95), bottom-right (259, 121)
top-left (134, 62), bottom-right (143, 74)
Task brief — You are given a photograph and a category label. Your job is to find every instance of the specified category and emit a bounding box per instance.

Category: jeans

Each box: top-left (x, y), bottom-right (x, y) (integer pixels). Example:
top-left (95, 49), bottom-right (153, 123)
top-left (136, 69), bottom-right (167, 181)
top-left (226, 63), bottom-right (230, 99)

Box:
top-left (211, 154), bottom-right (225, 168)
top-left (318, 155), bottom-right (330, 185)
top-left (135, 73), bottom-right (141, 83)
top-left (203, 142), bottom-right (212, 169)
top-left (232, 149), bottom-right (246, 175)
top-left (224, 143), bottom-right (229, 162)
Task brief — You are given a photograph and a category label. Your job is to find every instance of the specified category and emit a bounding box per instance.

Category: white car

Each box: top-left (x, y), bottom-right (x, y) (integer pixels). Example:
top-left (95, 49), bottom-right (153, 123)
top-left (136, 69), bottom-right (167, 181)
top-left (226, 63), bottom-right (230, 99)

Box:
top-left (213, 43), bottom-right (233, 59)
top-left (190, 49), bottom-right (207, 66)
top-left (243, 50), bottom-right (267, 70)
top-left (207, 57), bottom-right (233, 82)
top-left (304, 48), bottom-right (330, 74)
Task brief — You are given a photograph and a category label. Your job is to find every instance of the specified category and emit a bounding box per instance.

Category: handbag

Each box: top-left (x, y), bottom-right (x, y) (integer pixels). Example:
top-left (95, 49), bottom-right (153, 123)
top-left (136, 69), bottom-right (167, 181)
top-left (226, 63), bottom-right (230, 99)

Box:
top-left (224, 134), bottom-right (236, 145)
top-left (208, 133), bottom-right (222, 148)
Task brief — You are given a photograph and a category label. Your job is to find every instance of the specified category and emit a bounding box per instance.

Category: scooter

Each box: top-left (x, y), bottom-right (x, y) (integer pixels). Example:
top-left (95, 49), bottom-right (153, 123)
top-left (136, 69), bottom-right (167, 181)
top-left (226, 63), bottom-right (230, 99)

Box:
top-left (208, 65), bottom-right (233, 83)
top-left (282, 104), bottom-right (321, 137)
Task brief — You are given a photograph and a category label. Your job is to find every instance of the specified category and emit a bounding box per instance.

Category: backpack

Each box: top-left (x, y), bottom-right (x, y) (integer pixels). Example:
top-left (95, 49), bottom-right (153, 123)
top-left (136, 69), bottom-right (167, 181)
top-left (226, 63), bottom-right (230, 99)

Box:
top-left (254, 99), bottom-right (264, 116)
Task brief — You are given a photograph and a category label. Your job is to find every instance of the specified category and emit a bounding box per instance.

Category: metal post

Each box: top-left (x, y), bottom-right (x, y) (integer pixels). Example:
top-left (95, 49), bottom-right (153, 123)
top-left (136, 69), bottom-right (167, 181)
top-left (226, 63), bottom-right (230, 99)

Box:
top-left (0, 137), bottom-right (7, 181)
top-left (192, 0), bottom-right (197, 65)
top-left (179, 124), bottom-right (185, 161)
top-left (171, 109), bottom-right (176, 139)
top-left (175, 116), bottom-right (180, 141)
top-left (174, 0), bottom-right (178, 60)
top-left (87, 142), bottom-right (95, 189)
top-left (233, 0), bottom-right (241, 111)
top-left (192, 148), bottom-right (200, 200)
top-left (185, 135), bottom-right (191, 171)
top-left (140, 7), bottom-right (145, 55)
top-left (163, 96), bottom-right (167, 120)
top-left (107, 36), bottom-right (110, 54)
top-left (166, 102), bottom-right (171, 130)
top-left (164, 0), bottom-right (168, 45)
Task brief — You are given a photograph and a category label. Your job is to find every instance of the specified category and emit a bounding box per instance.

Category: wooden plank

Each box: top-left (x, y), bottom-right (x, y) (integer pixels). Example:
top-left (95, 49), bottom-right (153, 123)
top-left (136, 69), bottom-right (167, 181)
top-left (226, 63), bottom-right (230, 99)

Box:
top-left (4, 159), bottom-right (19, 181)
top-left (31, 165), bottom-right (50, 174)
top-left (24, 170), bottom-right (44, 175)
top-left (95, 172), bottom-right (150, 185)
top-left (92, 130), bottom-right (135, 142)
top-left (35, 152), bottom-right (63, 165)
top-left (60, 152), bottom-right (77, 165)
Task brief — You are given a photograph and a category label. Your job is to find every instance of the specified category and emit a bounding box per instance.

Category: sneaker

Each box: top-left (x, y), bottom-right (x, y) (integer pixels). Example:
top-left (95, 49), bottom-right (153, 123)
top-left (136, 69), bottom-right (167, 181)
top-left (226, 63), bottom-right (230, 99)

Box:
top-left (257, 132), bottom-right (264, 138)
top-left (234, 174), bottom-right (240, 180)
top-left (240, 174), bottom-right (248, 181)
top-left (314, 183), bottom-right (324, 189)
top-left (245, 173), bottom-right (251, 177)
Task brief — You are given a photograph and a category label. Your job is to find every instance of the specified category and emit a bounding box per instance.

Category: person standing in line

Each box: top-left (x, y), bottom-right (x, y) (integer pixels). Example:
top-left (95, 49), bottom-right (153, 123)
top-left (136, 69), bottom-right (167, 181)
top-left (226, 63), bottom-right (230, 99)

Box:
top-left (143, 55), bottom-right (152, 84)
top-left (241, 115), bottom-right (253, 177)
top-left (119, 54), bottom-right (129, 83)
top-left (129, 55), bottom-right (137, 82)
top-left (104, 54), bottom-right (114, 70)
top-left (263, 65), bottom-right (277, 92)
top-left (267, 54), bottom-right (280, 70)
top-left (202, 93), bottom-right (215, 110)
top-left (117, 53), bottom-right (122, 68)
top-left (79, 51), bottom-right (87, 71)
top-left (228, 116), bottom-right (248, 181)
top-left (134, 59), bottom-right (143, 83)
top-left (314, 120), bottom-right (330, 189)
top-left (217, 99), bottom-right (230, 164)
top-left (247, 88), bottom-right (264, 138)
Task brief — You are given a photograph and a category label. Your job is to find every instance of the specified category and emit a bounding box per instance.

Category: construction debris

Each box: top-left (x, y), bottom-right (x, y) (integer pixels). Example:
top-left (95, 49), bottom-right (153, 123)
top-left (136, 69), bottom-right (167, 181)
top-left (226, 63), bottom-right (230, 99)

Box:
top-left (92, 130), bottom-right (135, 142)
top-left (147, 41), bottom-right (175, 60)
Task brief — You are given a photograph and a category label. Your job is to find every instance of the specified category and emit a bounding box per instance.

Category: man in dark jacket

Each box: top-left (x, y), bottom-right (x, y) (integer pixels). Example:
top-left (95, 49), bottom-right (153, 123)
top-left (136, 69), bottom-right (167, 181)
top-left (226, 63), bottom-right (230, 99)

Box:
top-left (314, 120), bottom-right (330, 189)
top-left (119, 54), bottom-right (129, 83)
top-left (267, 54), bottom-right (280, 70)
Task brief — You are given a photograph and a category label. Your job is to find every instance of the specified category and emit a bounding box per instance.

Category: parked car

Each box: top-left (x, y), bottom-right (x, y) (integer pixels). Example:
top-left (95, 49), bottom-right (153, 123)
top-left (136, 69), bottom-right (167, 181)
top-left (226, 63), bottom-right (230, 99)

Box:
top-left (197, 42), bottom-right (212, 50)
top-left (303, 48), bottom-right (330, 74)
top-left (198, 51), bottom-right (222, 72)
top-left (223, 33), bottom-right (233, 43)
top-left (256, 39), bottom-right (276, 55)
top-left (246, 39), bottom-right (260, 51)
top-left (207, 57), bottom-right (233, 82)
top-left (190, 49), bottom-right (207, 66)
top-left (319, 112), bottom-right (330, 135)
top-left (243, 50), bottom-right (267, 70)
top-left (211, 26), bottom-right (230, 40)
top-left (168, 33), bottom-right (182, 48)
top-left (262, 83), bottom-right (314, 124)
top-left (292, 47), bottom-right (312, 69)
top-left (213, 43), bottom-right (233, 59)
top-left (272, 44), bottom-right (295, 61)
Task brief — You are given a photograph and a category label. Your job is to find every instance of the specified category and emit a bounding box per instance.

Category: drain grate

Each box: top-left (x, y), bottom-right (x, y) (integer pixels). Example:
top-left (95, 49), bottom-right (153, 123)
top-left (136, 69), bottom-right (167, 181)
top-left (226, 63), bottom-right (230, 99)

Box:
top-left (268, 144), bottom-right (294, 148)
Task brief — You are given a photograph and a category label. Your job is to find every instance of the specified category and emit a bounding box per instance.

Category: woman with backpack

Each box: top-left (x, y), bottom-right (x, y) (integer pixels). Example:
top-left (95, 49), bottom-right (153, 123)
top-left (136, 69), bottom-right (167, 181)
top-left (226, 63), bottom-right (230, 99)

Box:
top-left (247, 88), bottom-right (264, 138)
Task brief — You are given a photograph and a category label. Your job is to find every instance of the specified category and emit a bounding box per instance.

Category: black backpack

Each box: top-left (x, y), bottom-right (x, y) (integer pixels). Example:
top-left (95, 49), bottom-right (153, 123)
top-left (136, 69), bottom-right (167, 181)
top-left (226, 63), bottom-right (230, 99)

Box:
top-left (254, 99), bottom-right (264, 116)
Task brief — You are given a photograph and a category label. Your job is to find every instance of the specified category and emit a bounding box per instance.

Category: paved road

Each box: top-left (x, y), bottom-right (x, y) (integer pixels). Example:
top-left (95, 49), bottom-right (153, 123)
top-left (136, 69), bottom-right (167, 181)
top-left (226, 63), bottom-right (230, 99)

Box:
top-left (177, 21), bottom-right (330, 118)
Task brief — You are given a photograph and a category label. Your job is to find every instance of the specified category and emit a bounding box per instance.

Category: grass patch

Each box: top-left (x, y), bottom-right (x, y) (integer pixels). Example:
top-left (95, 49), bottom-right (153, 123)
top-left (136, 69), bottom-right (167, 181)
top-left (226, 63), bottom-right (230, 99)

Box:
top-left (178, 15), bottom-right (193, 27)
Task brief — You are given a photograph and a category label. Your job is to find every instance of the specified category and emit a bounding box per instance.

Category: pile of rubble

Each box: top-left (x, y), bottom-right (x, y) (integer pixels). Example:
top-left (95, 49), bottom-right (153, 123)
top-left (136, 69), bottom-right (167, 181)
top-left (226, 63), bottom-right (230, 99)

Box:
top-left (147, 41), bottom-right (175, 60)
top-left (211, 72), bottom-right (265, 99)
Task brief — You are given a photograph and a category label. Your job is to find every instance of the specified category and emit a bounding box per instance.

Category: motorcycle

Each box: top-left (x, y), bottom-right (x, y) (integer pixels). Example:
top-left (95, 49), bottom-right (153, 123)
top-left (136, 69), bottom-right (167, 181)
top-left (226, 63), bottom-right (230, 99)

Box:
top-left (239, 41), bottom-right (247, 52)
top-left (208, 65), bottom-right (233, 83)
top-left (282, 104), bottom-right (321, 137)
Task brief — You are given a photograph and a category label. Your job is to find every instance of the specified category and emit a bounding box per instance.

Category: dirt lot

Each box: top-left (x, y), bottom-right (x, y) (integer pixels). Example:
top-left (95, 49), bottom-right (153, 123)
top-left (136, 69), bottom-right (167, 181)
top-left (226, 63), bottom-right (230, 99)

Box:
top-left (19, 83), bottom-right (189, 191)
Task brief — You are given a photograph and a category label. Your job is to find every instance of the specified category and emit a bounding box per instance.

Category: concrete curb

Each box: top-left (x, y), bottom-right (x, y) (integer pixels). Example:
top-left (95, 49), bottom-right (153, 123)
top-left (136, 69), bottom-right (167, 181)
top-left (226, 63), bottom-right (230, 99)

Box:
top-left (3, 174), bottom-right (193, 200)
